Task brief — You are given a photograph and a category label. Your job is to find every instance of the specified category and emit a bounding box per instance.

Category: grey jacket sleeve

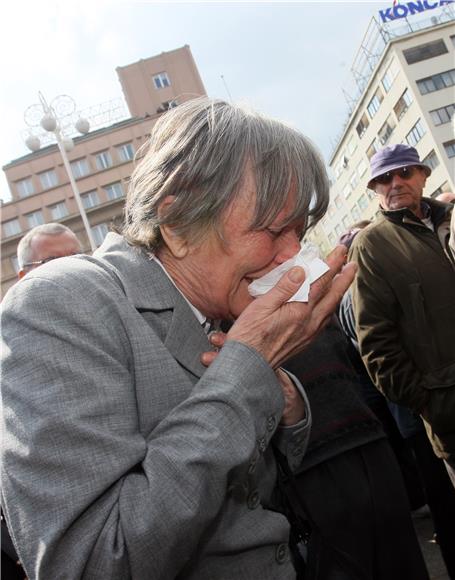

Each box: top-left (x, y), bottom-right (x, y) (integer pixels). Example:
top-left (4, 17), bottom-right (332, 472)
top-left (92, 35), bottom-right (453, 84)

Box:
top-left (1, 274), bottom-right (285, 580)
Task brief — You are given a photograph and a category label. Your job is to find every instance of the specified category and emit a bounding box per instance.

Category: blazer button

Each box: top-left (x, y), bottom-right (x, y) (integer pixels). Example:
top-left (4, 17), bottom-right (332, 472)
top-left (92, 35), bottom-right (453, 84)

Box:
top-left (275, 543), bottom-right (288, 564)
top-left (266, 416), bottom-right (276, 432)
top-left (247, 489), bottom-right (260, 510)
top-left (258, 437), bottom-right (267, 453)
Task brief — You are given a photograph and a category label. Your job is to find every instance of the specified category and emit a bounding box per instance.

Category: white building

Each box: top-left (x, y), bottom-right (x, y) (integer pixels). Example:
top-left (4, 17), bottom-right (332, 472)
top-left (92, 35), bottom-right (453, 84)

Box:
top-left (308, 5), bottom-right (455, 254)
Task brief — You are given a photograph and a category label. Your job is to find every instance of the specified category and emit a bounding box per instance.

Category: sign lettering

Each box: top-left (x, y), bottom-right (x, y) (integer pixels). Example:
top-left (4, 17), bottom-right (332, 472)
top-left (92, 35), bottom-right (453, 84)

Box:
top-left (379, 0), bottom-right (454, 22)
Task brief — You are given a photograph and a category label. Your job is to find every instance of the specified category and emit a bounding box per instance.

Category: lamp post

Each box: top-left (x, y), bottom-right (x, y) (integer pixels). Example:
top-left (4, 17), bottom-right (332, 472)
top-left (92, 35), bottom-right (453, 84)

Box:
top-left (24, 93), bottom-right (97, 252)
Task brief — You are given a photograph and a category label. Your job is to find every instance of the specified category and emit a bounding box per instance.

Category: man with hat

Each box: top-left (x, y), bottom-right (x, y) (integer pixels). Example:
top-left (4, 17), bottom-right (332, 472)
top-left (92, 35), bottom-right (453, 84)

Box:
top-left (349, 144), bottom-right (455, 489)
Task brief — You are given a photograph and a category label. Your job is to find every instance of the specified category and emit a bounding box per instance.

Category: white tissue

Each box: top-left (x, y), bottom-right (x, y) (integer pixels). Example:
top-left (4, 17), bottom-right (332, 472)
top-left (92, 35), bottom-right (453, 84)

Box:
top-left (248, 243), bottom-right (329, 302)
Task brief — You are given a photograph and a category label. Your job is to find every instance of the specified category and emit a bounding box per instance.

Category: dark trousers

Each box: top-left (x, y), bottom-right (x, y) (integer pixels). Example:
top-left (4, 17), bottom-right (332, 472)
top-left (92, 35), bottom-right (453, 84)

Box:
top-left (288, 440), bottom-right (429, 580)
top-left (365, 394), bottom-right (427, 509)
top-left (408, 431), bottom-right (455, 579)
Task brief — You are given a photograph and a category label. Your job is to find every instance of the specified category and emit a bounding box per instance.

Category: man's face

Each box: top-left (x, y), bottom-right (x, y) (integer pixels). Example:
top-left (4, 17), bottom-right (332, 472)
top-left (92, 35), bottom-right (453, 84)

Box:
top-left (373, 165), bottom-right (427, 216)
top-left (20, 232), bottom-right (81, 278)
top-left (159, 171), bottom-right (305, 320)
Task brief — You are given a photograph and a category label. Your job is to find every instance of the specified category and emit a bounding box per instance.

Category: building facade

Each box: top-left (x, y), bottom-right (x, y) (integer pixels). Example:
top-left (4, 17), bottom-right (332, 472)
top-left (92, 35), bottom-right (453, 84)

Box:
top-left (1, 45), bottom-right (206, 296)
top-left (307, 9), bottom-right (455, 255)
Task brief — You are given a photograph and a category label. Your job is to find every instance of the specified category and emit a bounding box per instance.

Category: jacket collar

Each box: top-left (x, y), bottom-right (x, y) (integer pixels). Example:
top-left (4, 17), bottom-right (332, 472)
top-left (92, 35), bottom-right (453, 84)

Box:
top-left (94, 232), bottom-right (210, 378)
top-left (381, 197), bottom-right (452, 229)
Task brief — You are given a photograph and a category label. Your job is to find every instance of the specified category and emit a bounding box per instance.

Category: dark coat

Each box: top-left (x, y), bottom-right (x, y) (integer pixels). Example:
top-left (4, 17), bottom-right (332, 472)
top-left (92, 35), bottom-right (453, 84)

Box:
top-left (349, 198), bottom-right (455, 460)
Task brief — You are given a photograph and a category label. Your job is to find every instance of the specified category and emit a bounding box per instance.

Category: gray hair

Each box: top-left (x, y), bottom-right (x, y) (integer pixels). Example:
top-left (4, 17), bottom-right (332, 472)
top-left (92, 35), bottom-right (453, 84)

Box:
top-left (123, 98), bottom-right (329, 251)
top-left (17, 223), bottom-right (80, 268)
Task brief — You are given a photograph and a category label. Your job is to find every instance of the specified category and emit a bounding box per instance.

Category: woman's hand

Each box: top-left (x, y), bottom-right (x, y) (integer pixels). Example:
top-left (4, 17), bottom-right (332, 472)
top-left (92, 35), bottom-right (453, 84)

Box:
top-left (227, 245), bottom-right (357, 369)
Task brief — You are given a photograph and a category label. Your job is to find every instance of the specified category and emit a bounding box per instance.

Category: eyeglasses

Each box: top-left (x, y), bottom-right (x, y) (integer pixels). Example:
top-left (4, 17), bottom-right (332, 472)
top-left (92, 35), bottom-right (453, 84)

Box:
top-left (22, 253), bottom-right (78, 269)
top-left (374, 166), bottom-right (418, 186)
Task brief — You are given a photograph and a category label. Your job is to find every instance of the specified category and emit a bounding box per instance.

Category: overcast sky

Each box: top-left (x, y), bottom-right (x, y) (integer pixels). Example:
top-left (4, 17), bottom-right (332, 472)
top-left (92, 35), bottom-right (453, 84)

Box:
top-left (0, 0), bottom-right (388, 202)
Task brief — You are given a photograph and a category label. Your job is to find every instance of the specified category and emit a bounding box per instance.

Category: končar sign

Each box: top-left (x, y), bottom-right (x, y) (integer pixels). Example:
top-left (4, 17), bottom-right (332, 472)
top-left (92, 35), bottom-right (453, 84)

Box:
top-left (379, 0), bottom-right (454, 23)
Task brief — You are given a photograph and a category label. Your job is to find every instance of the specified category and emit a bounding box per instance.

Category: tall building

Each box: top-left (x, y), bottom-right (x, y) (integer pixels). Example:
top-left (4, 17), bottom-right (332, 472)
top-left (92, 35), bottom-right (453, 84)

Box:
top-left (307, 7), bottom-right (455, 255)
top-left (1, 45), bottom-right (206, 296)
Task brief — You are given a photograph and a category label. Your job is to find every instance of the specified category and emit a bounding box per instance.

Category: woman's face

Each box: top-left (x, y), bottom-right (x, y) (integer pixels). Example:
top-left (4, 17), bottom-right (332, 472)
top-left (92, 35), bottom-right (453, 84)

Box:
top-left (158, 169), bottom-right (304, 320)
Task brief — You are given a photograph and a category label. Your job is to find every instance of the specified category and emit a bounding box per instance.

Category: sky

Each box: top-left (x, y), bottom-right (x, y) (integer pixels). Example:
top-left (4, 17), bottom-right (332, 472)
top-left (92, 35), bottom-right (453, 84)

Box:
top-left (0, 0), bottom-right (388, 203)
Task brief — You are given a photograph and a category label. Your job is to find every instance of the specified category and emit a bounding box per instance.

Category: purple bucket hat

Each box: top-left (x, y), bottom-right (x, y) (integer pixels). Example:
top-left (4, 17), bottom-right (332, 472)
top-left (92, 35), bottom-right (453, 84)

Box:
top-left (367, 144), bottom-right (431, 189)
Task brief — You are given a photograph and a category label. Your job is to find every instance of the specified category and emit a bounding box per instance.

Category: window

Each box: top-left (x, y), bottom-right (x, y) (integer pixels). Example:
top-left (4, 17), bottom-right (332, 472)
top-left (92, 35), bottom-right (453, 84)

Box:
top-left (422, 150), bottom-right (439, 171)
top-left (366, 188), bottom-right (376, 201)
top-left (351, 206), bottom-right (361, 222)
top-left (349, 172), bottom-right (359, 190)
top-left (116, 142), bottom-right (134, 162)
top-left (334, 160), bottom-right (344, 178)
top-left (451, 35), bottom-right (455, 49)
top-left (378, 115), bottom-right (396, 146)
top-left (70, 158), bottom-right (90, 179)
top-left (403, 39), bottom-right (448, 65)
top-left (381, 60), bottom-right (399, 92)
top-left (393, 89), bottom-right (413, 121)
top-left (430, 104), bottom-right (455, 126)
top-left (356, 159), bottom-right (367, 178)
top-left (3, 218), bottom-right (21, 237)
top-left (49, 202), bottom-right (68, 220)
top-left (358, 194), bottom-right (369, 211)
top-left (328, 232), bottom-right (336, 246)
top-left (153, 72), bottom-right (171, 89)
top-left (95, 150), bottom-right (113, 171)
top-left (406, 119), bottom-right (426, 147)
top-left (157, 100), bottom-right (178, 113)
top-left (343, 184), bottom-right (351, 200)
top-left (444, 140), bottom-right (455, 158)
top-left (342, 215), bottom-right (350, 230)
top-left (367, 88), bottom-right (384, 119)
top-left (82, 190), bottom-right (100, 209)
top-left (366, 138), bottom-right (380, 160)
top-left (26, 210), bottom-right (44, 228)
top-left (346, 136), bottom-right (357, 156)
top-left (335, 225), bottom-right (342, 238)
top-left (416, 69), bottom-right (455, 95)
top-left (356, 113), bottom-right (369, 138)
top-left (328, 206), bottom-right (335, 218)
top-left (335, 195), bottom-right (342, 209)
top-left (16, 177), bottom-right (34, 198)
top-left (104, 182), bottom-right (124, 201)
top-left (91, 223), bottom-right (109, 247)
top-left (431, 183), bottom-right (449, 198)
top-left (39, 169), bottom-right (58, 190)
top-left (10, 256), bottom-right (20, 274)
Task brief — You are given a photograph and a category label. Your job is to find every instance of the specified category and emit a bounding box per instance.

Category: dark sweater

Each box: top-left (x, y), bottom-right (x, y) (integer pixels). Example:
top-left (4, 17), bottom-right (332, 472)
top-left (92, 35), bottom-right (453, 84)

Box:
top-left (284, 318), bottom-right (384, 472)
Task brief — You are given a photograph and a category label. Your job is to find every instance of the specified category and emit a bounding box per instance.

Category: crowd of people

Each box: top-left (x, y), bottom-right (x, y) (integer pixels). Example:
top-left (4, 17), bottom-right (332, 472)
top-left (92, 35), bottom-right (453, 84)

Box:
top-left (1, 98), bottom-right (454, 579)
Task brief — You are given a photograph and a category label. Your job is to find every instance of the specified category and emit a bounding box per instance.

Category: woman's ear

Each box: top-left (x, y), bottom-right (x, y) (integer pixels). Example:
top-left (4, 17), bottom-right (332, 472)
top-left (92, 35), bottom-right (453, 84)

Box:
top-left (158, 196), bottom-right (188, 258)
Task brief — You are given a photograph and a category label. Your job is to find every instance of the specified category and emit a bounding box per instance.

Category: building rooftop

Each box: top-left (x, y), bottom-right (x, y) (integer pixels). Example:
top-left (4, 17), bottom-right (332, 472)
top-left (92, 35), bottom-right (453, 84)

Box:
top-left (329, 3), bottom-right (455, 162)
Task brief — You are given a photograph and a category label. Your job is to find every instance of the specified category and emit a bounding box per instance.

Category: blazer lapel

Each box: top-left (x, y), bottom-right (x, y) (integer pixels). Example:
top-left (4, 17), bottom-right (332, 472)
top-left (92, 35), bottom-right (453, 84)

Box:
top-left (164, 299), bottom-right (211, 379)
top-left (96, 233), bottom-right (211, 379)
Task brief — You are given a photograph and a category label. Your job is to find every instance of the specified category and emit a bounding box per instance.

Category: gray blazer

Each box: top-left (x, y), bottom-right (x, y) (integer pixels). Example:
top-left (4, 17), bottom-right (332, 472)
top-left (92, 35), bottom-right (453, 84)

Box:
top-left (1, 233), bottom-right (309, 580)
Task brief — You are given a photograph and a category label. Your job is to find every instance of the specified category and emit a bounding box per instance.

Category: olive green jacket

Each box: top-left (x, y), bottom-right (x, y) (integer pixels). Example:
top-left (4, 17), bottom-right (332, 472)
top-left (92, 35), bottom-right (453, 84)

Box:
top-left (350, 198), bottom-right (455, 460)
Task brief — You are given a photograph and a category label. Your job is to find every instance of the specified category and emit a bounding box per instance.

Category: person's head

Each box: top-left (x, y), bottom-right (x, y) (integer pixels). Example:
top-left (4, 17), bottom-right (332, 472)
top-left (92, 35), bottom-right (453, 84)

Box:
top-left (435, 192), bottom-right (455, 204)
top-left (338, 220), bottom-right (372, 251)
top-left (367, 144), bottom-right (431, 217)
top-left (123, 98), bottom-right (330, 320)
top-left (17, 223), bottom-right (82, 279)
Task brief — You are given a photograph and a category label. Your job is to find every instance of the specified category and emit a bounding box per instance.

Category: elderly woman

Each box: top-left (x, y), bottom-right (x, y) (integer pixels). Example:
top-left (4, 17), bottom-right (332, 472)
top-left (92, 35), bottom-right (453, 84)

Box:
top-left (1, 99), bottom-right (354, 580)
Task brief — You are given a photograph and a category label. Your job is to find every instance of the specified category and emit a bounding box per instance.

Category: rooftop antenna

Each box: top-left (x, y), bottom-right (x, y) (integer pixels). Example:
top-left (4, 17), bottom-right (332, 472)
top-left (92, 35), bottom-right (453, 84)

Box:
top-left (220, 75), bottom-right (233, 103)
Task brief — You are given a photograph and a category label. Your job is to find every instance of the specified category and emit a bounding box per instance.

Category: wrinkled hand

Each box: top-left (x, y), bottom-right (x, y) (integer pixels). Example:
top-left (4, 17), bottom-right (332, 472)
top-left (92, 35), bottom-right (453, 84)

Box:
top-left (227, 245), bottom-right (357, 369)
top-left (201, 333), bottom-right (306, 426)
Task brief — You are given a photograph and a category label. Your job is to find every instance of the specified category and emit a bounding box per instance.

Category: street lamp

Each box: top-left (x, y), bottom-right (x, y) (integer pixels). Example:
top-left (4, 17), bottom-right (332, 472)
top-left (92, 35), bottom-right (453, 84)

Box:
top-left (24, 92), bottom-right (97, 251)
